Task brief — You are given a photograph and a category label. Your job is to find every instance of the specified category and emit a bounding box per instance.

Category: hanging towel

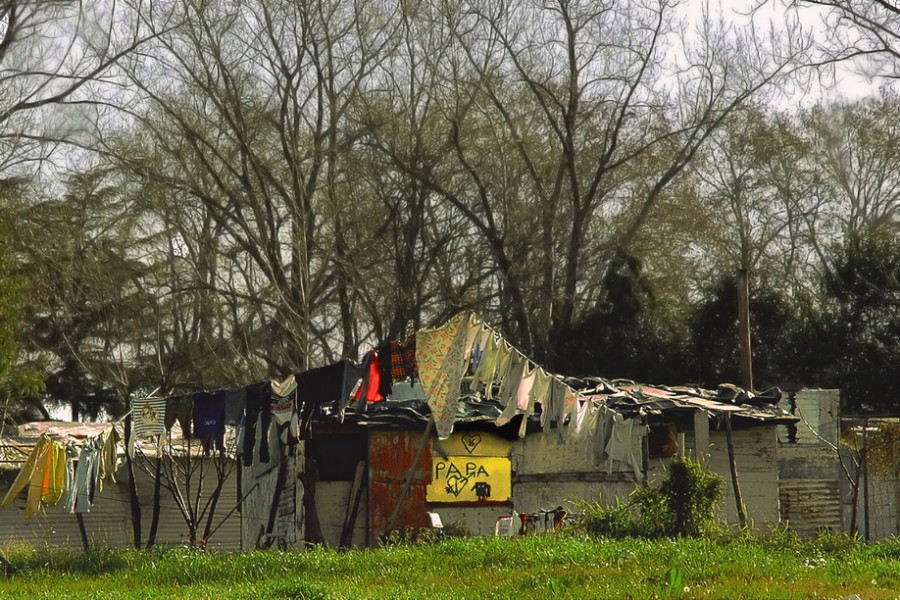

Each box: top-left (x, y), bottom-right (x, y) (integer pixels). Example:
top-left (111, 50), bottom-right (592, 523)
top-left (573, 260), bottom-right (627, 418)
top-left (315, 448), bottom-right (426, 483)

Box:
top-left (605, 413), bottom-right (642, 479)
top-left (1, 436), bottom-right (60, 517)
top-left (471, 332), bottom-right (500, 392)
top-left (416, 311), bottom-right (473, 439)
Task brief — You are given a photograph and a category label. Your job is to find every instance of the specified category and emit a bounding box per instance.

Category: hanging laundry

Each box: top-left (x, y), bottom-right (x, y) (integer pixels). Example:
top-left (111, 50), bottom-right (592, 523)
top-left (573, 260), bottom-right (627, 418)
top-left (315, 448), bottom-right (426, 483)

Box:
top-left (465, 316), bottom-right (482, 356)
top-left (529, 369), bottom-right (551, 408)
top-left (270, 375), bottom-right (300, 450)
top-left (72, 435), bottom-right (101, 513)
top-left (486, 342), bottom-right (512, 400)
top-left (605, 413), bottom-right (643, 479)
top-left (243, 382), bottom-right (273, 466)
top-left (390, 338), bottom-right (418, 381)
top-left (376, 341), bottom-right (393, 397)
top-left (495, 359), bottom-right (528, 427)
top-left (296, 359), bottom-right (362, 424)
top-left (592, 404), bottom-right (614, 467)
top-left (571, 399), bottom-right (591, 442)
top-left (354, 350), bottom-right (384, 408)
top-left (557, 388), bottom-right (580, 444)
top-left (518, 370), bottom-right (551, 439)
top-left (164, 394), bottom-right (193, 438)
top-left (516, 368), bottom-right (536, 411)
top-left (1, 435), bottom-right (66, 517)
top-left (542, 378), bottom-right (565, 433)
top-left (41, 440), bottom-right (66, 506)
top-left (67, 426), bottom-right (122, 514)
top-left (193, 390), bottom-right (227, 454)
top-left (61, 446), bottom-right (76, 513)
top-left (497, 353), bottom-right (526, 410)
top-left (416, 311), bottom-right (474, 439)
top-left (128, 397), bottom-right (167, 456)
top-left (224, 388), bottom-right (246, 426)
top-left (471, 331), bottom-right (500, 392)
top-left (97, 426), bottom-right (121, 487)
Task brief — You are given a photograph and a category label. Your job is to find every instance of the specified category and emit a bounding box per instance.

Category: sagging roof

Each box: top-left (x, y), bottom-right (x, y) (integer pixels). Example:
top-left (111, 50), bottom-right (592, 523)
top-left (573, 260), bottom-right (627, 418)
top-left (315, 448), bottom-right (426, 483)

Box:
top-left (327, 377), bottom-right (798, 433)
top-left (570, 378), bottom-right (798, 425)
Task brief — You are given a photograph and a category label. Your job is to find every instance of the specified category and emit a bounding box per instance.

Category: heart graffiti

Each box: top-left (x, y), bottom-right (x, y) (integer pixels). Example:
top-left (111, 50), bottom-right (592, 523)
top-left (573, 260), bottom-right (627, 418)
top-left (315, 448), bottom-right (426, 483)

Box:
top-left (461, 433), bottom-right (482, 454)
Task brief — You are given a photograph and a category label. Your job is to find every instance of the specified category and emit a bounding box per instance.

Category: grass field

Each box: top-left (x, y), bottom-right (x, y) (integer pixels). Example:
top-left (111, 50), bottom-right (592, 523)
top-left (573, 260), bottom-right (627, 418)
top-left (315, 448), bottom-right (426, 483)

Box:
top-left (1, 531), bottom-right (897, 599)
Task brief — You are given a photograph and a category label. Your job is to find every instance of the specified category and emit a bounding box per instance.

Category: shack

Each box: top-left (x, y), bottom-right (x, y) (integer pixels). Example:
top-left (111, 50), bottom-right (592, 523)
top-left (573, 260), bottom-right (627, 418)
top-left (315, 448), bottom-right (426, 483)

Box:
top-left (307, 378), bottom-right (801, 545)
top-left (1, 312), bottom-right (834, 550)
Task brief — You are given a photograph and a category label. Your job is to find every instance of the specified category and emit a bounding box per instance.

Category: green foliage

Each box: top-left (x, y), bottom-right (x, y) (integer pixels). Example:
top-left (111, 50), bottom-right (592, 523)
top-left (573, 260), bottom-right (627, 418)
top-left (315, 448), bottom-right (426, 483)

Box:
top-left (378, 527), bottom-right (442, 546)
top-left (662, 565), bottom-right (685, 598)
top-left (686, 275), bottom-right (798, 388)
top-left (0, 215), bottom-right (44, 415)
top-left (812, 225), bottom-right (900, 413)
top-left (2, 535), bottom-right (899, 599)
top-left (574, 496), bottom-right (637, 538)
top-left (660, 455), bottom-right (724, 537)
top-left (577, 455), bottom-right (723, 539)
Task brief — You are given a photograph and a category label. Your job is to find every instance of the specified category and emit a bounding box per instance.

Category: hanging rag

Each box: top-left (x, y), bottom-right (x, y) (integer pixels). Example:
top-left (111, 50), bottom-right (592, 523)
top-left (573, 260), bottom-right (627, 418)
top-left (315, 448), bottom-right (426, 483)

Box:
top-left (416, 311), bottom-right (473, 439)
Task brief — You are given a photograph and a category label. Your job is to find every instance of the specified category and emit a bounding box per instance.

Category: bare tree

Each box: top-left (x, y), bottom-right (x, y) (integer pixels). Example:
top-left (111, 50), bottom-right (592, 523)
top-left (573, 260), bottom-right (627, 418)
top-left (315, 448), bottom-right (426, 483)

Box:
top-left (791, 0), bottom-right (900, 76)
top-left (103, 0), bottom-right (396, 374)
top-left (0, 1), bottom-right (150, 175)
top-left (805, 93), bottom-right (900, 236)
top-left (688, 105), bottom-right (824, 293)
top-left (367, 0), bottom-right (813, 360)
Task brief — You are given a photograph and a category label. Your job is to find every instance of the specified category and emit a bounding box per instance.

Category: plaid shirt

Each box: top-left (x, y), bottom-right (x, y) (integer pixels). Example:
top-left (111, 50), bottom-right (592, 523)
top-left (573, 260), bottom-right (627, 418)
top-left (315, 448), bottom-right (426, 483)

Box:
top-left (391, 338), bottom-right (418, 380)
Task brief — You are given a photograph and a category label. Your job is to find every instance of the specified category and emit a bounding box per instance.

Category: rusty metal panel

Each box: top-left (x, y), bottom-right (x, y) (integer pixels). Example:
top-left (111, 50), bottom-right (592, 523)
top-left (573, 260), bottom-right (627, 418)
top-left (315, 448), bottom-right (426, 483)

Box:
top-left (779, 479), bottom-right (842, 538)
top-left (368, 429), bottom-right (432, 545)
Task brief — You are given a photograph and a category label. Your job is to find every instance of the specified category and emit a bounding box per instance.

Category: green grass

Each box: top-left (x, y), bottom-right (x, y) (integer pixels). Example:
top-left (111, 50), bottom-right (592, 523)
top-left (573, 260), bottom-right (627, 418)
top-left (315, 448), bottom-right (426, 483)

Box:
top-left (1, 532), bottom-right (898, 599)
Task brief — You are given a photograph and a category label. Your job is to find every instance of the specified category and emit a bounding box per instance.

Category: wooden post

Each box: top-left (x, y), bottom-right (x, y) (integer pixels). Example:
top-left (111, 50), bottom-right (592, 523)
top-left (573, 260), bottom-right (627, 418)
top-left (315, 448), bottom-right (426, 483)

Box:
top-left (693, 410), bottom-right (709, 464)
top-left (123, 414), bottom-right (142, 549)
top-left (725, 412), bottom-right (747, 528)
top-left (75, 513), bottom-right (90, 551)
top-left (737, 269), bottom-right (753, 391)
top-left (384, 418), bottom-right (434, 534)
top-left (863, 418), bottom-right (870, 542)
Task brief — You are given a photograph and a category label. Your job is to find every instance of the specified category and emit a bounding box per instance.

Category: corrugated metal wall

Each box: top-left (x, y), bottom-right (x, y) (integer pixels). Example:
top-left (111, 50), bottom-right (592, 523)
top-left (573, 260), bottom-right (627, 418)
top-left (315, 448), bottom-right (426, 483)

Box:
top-left (368, 429), bottom-right (432, 545)
top-left (779, 479), bottom-right (842, 537)
top-left (708, 427), bottom-right (781, 527)
top-left (777, 390), bottom-right (844, 537)
top-left (0, 458), bottom-right (243, 551)
top-left (133, 459), bottom-right (242, 551)
top-left (0, 482), bottom-right (130, 549)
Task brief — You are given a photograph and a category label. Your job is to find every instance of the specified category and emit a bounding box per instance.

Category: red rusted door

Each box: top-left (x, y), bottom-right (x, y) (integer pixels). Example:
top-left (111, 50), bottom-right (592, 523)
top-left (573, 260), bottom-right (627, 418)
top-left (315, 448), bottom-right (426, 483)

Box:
top-left (368, 429), bottom-right (432, 546)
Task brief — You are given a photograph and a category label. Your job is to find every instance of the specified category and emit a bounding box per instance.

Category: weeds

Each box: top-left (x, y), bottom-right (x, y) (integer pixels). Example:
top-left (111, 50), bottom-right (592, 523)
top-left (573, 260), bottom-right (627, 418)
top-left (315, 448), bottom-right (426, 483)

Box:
top-left (1, 527), bottom-right (898, 599)
top-left (575, 455), bottom-right (724, 539)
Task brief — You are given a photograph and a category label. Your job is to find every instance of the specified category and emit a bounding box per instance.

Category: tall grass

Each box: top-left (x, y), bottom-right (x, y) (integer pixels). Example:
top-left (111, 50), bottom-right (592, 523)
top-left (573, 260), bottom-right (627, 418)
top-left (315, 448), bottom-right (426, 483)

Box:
top-left (1, 532), bottom-right (898, 599)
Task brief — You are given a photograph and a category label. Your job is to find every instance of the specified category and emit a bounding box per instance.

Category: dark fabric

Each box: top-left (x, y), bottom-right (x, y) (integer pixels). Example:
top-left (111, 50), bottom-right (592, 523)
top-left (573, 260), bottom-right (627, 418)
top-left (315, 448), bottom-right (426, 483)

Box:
top-left (376, 342), bottom-right (393, 397)
top-left (297, 361), bottom-right (352, 426)
top-left (390, 338), bottom-right (417, 380)
top-left (193, 390), bottom-right (227, 454)
top-left (224, 388), bottom-right (246, 426)
top-left (243, 382), bottom-right (271, 466)
top-left (164, 395), bottom-right (193, 437)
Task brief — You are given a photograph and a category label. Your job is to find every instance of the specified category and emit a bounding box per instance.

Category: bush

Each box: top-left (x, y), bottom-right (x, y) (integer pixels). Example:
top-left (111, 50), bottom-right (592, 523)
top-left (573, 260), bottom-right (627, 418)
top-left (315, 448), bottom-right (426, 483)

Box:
top-left (575, 497), bottom-right (635, 538)
top-left (577, 455), bottom-right (723, 539)
top-left (660, 455), bottom-right (723, 537)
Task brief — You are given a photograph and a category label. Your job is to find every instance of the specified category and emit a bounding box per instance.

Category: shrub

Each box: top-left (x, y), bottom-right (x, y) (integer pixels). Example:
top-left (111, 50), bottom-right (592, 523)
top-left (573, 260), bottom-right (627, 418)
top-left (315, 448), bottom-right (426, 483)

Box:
top-left (659, 455), bottom-right (723, 537)
top-left (577, 455), bottom-right (723, 539)
top-left (575, 497), bottom-right (635, 538)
